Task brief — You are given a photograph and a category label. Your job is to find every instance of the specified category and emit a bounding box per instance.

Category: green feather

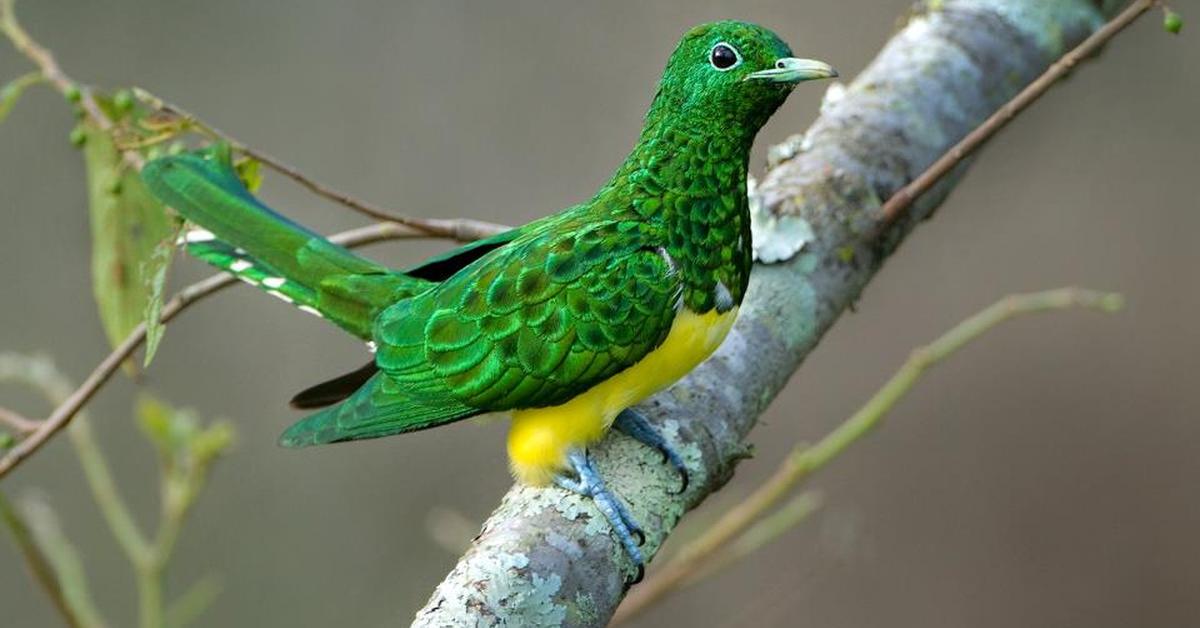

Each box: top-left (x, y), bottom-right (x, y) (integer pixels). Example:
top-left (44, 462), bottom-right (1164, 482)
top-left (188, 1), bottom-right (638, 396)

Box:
top-left (140, 21), bottom-right (830, 448)
top-left (279, 372), bottom-right (476, 446)
top-left (141, 145), bottom-right (429, 338)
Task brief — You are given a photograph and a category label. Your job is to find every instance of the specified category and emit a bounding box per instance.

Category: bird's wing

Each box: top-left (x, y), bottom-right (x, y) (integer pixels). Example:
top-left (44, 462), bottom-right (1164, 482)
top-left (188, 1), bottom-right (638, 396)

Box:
top-left (278, 218), bottom-right (680, 447)
top-left (278, 370), bottom-right (477, 446)
top-left (403, 224), bottom-right (528, 281)
top-left (377, 218), bottom-right (681, 411)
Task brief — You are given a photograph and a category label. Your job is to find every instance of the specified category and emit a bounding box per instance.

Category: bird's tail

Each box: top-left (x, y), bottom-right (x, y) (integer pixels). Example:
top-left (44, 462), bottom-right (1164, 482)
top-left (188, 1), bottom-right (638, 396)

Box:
top-left (141, 146), bottom-right (429, 339)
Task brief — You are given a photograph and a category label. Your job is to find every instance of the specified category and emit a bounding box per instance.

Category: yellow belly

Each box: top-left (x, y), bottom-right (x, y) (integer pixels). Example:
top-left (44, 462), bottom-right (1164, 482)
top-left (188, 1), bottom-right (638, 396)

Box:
top-left (507, 307), bottom-right (738, 486)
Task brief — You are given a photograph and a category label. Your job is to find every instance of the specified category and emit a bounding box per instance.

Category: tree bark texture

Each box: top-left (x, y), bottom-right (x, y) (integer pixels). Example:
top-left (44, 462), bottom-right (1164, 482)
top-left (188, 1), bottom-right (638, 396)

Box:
top-left (413, 1), bottom-right (1126, 625)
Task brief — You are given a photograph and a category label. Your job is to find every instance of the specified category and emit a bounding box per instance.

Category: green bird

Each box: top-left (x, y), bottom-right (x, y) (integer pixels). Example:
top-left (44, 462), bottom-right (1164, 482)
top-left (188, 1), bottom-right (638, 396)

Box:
top-left (141, 20), bottom-right (835, 578)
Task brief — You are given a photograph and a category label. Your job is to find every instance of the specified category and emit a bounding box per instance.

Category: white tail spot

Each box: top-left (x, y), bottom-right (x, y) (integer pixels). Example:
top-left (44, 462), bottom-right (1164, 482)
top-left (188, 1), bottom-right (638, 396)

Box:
top-left (267, 290), bottom-right (293, 304)
top-left (298, 305), bottom-right (324, 318)
top-left (238, 276), bottom-right (259, 286)
top-left (183, 229), bottom-right (216, 243)
top-left (366, 341), bottom-right (377, 353)
top-left (262, 277), bottom-right (286, 289)
top-left (229, 259), bottom-right (253, 272)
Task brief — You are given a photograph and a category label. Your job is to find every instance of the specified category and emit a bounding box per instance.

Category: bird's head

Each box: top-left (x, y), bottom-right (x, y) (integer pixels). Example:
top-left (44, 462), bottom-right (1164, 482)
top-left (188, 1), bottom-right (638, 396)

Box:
top-left (647, 21), bottom-right (836, 134)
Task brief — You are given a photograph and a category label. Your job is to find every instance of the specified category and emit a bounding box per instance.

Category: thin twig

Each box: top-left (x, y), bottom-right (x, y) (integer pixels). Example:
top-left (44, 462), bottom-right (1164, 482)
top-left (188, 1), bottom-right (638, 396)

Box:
top-left (0, 406), bottom-right (38, 434)
top-left (875, 0), bottom-right (1156, 232)
top-left (614, 288), bottom-right (1123, 623)
top-left (0, 222), bottom-right (449, 480)
top-left (1, 354), bottom-right (232, 626)
top-left (687, 491), bottom-right (823, 585)
top-left (69, 418), bottom-right (154, 566)
top-left (0, 0), bottom-right (142, 169)
top-left (0, 355), bottom-right (152, 563)
top-left (15, 495), bottom-right (109, 628)
top-left (3, 0), bottom-right (508, 241)
top-left (0, 0), bottom-right (509, 479)
top-left (132, 88), bottom-right (508, 239)
top-left (0, 491), bottom-right (86, 628)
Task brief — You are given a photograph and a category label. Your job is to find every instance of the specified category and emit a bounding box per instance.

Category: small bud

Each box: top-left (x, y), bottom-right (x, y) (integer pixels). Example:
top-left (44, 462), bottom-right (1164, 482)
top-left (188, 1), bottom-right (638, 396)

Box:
top-left (0, 431), bottom-right (13, 449)
top-left (64, 84), bottom-right (82, 103)
top-left (69, 126), bottom-right (87, 147)
top-left (107, 176), bottom-right (123, 195)
top-left (113, 89), bottom-right (134, 113)
top-left (1164, 9), bottom-right (1183, 34)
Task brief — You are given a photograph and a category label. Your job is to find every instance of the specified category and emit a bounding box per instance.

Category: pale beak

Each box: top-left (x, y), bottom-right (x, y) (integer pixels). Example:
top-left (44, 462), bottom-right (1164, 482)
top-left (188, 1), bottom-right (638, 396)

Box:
top-left (744, 58), bottom-right (838, 83)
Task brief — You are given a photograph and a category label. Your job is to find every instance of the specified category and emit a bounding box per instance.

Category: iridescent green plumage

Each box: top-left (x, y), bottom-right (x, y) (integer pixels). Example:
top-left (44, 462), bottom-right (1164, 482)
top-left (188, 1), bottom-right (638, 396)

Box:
top-left (141, 20), bottom-right (835, 453)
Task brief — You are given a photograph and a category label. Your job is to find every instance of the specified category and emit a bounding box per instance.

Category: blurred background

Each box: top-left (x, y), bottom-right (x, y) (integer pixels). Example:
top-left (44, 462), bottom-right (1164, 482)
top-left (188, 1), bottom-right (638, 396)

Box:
top-left (1, 1), bottom-right (1197, 626)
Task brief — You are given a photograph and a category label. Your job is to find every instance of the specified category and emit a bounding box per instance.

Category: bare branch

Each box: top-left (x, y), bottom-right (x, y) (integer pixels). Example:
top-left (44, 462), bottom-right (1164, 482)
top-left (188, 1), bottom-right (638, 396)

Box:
top-left (131, 88), bottom-right (508, 237)
top-left (3, 0), bottom-right (508, 241)
top-left (875, 0), bottom-right (1156, 232)
top-left (415, 2), bottom-right (1154, 625)
top-left (0, 491), bottom-right (89, 628)
top-left (615, 289), bottom-right (1123, 622)
top-left (0, 406), bottom-right (38, 434)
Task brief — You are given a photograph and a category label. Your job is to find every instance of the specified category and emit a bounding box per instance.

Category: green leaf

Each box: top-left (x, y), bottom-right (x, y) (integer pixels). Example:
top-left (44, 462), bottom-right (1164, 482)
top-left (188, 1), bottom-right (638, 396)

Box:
top-left (233, 155), bottom-right (263, 193)
top-left (135, 395), bottom-right (171, 452)
top-left (136, 394), bottom-right (234, 467)
top-left (136, 394), bottom-right (190, 463)
top-left (0, 72), bottom-right (44, 126)
top-left (142, 223), bottom-right (182, 367)
top-left (80, 123), bottom-right (173, 366)
top-left (192, 421), bottom-right (235, 466)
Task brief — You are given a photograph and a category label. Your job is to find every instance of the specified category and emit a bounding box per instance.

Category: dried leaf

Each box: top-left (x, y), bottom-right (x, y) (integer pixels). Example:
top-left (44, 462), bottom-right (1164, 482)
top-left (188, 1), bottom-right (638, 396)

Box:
top-left (80, 122), bottom-right (172, 368)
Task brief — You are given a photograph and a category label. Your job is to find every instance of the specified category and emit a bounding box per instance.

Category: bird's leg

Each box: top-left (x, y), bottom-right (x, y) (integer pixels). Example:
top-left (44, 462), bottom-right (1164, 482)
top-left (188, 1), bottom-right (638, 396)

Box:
top-left (554, 449), bottom-right (645, 583)
top-left (613, 408), bottom-right (689, 494)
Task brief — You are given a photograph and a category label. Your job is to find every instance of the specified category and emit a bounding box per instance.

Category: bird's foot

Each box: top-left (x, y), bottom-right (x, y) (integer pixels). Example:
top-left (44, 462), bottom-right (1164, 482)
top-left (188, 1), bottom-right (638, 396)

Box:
top-left (554, 449), bottom-right (645, 584)
top-left (614, 408), bottom-right (689, 494)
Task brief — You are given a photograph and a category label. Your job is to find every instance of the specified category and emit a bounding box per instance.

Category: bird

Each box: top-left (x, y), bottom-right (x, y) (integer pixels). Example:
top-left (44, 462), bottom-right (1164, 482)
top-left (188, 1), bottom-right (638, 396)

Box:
top-left (141, 20), bottom-right (835, 581)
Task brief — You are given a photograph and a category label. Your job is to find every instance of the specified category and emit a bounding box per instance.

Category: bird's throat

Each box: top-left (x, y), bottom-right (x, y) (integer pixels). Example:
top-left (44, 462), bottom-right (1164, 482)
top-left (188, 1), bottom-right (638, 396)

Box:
top-left (609, 120), bottom-right (755, 312)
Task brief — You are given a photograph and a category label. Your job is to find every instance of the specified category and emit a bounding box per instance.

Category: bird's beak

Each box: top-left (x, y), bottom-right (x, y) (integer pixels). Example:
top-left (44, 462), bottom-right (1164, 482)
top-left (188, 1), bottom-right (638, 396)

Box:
top-left (744, 58), bottom-right (838, 84)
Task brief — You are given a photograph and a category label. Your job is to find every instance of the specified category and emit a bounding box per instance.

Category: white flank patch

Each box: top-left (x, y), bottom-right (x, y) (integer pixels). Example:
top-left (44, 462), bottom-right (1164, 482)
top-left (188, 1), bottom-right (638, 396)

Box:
top-left (366, 341), bottom-right (377, 353)
top-left (184, 229), bottom-right (216, 243)
top-left (267, 290), bottom-right (293, 304)
top-left (262, 277), bottom-right (286, 289)
top-left (298, 305), bottom-right (324, 318)
top-left (229, 259), bottom-right (253, 272)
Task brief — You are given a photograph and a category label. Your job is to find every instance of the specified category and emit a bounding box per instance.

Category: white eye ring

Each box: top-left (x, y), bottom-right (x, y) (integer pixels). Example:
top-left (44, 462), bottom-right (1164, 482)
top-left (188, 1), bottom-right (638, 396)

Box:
top-left (709, 42), bottom-right (742, 71)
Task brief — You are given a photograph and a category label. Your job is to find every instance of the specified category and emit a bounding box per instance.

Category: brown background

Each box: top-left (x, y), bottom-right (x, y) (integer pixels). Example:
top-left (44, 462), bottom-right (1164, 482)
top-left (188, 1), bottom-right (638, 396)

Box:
top-left (1, 1), bottom-right (1197, 626)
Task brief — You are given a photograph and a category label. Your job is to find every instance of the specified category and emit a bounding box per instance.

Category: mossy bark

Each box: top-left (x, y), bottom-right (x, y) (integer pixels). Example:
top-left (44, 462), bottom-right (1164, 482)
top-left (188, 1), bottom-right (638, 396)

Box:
top-left (413, 1), bottom-right (1127, 626)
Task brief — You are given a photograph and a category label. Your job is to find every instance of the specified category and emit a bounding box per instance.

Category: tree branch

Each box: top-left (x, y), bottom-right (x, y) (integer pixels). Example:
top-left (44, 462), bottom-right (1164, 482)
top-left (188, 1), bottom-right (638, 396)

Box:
top-left (413, 1), bottom-right (1148, 625)
top-left (614, 288), bottom-right (1123, 622)
top-left (875, 0), bottom-right (1156, 231)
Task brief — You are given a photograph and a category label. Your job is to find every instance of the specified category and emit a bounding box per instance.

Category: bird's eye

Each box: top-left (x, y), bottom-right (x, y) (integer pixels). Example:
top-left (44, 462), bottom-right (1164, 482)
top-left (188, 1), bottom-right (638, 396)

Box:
top-left (709, 43), bottom-right (741, 71)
